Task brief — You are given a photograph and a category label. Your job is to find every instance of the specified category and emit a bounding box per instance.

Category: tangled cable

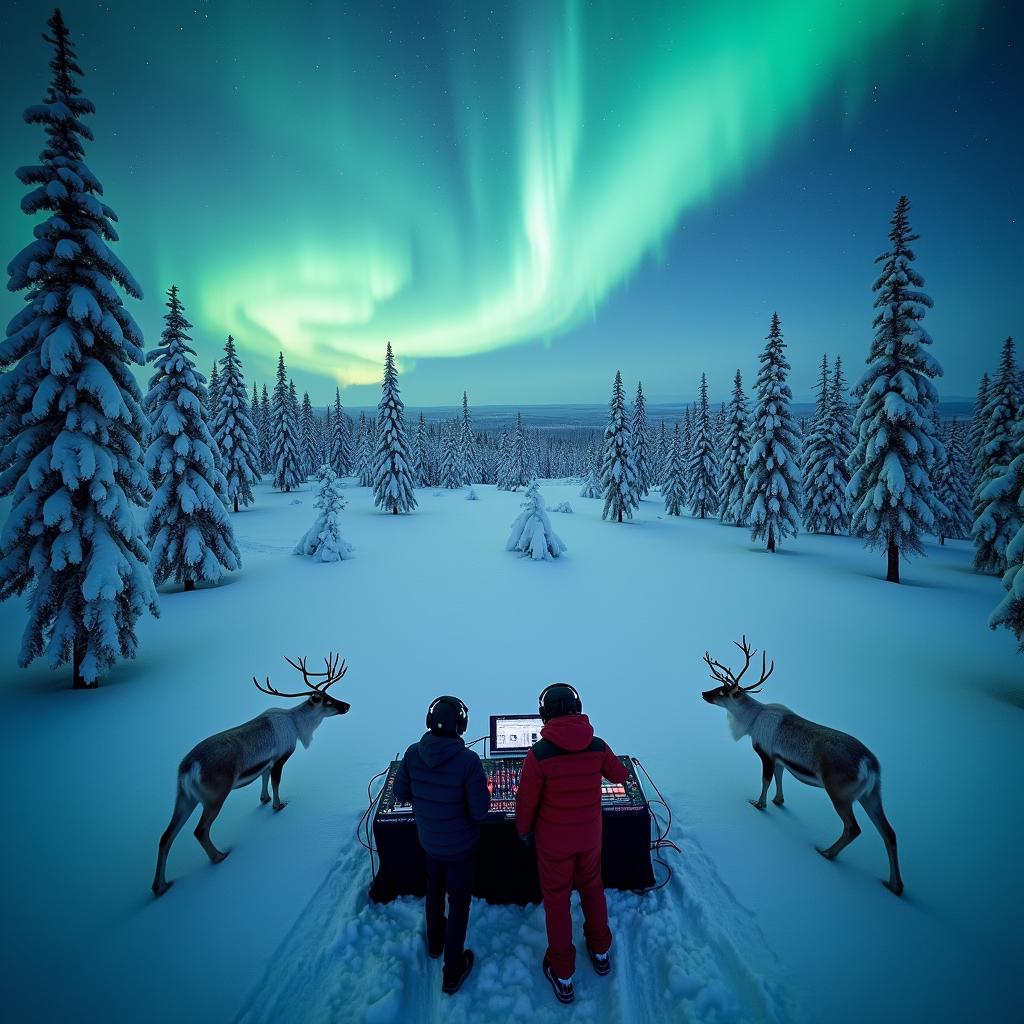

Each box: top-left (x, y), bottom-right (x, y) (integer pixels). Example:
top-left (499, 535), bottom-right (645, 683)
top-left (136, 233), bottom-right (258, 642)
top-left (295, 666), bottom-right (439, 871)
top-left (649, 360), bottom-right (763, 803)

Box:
top-left (631, 757), bottom-right (681, 894)
top-left (355, 763), bottom-right (391, 882)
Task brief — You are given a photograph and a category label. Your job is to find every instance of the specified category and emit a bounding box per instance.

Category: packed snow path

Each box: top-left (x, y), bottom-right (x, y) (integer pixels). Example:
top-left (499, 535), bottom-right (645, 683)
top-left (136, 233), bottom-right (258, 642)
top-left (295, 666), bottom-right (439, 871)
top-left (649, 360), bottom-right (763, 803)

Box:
top-left (238, 825), bottom-right (792, 1024)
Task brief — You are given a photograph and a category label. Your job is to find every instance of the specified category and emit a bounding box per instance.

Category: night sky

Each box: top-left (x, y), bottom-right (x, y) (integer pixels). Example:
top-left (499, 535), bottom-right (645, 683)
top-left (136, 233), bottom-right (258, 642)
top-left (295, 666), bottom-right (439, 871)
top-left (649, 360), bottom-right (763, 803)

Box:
top-left (1, 1), bottom-right (1020, 406)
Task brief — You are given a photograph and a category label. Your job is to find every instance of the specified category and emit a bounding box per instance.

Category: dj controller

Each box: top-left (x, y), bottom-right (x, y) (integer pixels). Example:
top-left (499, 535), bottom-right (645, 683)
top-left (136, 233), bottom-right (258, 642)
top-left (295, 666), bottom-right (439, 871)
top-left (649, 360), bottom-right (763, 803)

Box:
top-left (371, 750), bottom-right (656, 903)
top-left (375, 755), bottom-right (648, 820)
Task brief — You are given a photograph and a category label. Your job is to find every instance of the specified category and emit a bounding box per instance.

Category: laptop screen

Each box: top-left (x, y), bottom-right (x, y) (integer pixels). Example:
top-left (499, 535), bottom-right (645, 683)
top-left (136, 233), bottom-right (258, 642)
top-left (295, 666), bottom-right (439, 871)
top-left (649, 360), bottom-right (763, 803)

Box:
top-left (490, 714), bottom-right (544, 755)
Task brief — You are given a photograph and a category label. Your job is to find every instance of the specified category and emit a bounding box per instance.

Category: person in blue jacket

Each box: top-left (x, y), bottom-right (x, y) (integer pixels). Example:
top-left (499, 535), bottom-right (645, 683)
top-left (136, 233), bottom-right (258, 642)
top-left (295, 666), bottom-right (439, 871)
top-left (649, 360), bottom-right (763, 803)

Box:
top-left (393, 695), bottom-right (490, 995)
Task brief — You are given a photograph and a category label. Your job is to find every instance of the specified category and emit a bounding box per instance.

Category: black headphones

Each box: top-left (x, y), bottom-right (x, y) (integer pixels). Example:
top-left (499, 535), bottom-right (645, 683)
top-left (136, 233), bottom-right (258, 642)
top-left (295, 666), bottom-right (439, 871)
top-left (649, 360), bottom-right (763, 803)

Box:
top-left (538, 682), bottom-right (582, 723)
top-left (426, 695), bottom-right (469, 736)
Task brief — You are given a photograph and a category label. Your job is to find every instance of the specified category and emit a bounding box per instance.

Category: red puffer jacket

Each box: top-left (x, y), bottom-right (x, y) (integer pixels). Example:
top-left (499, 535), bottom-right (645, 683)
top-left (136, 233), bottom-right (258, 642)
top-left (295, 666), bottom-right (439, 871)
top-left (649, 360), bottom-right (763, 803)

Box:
top-left (515, 713), bottom-right (629, 857)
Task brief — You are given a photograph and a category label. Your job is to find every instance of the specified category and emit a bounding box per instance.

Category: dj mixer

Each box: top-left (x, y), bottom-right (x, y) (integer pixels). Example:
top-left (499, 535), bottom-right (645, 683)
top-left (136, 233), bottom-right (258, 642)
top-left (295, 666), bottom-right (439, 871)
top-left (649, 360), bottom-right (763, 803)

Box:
top-left (369, 714), bottom-right (657, 903)
top-left (375, 755), bottom-right (648, 820)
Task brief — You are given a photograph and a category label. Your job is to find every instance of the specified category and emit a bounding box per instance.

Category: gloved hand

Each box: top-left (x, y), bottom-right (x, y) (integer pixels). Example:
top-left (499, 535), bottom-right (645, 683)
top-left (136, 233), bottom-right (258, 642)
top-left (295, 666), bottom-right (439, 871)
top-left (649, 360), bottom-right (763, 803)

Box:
top-left (518, 832), bottom-right (532, 846)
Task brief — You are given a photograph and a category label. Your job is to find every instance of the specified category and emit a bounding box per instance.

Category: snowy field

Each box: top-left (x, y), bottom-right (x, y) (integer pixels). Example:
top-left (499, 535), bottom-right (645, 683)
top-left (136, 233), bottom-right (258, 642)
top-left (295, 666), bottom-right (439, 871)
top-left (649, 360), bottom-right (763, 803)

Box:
top-left (1, 478), bottom-right (1020, 1023)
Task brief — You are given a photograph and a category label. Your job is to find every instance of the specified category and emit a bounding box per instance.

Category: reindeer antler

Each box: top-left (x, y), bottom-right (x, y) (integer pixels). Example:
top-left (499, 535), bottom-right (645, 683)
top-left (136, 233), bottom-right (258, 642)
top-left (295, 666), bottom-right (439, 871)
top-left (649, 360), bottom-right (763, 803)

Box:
top-left (703, 636), bottom-right (774, 692)
top-left (254, 653), bottom-right (349, 698)
top-left (252, 674), bottom-right (313, 699)
top-left (317, 652), bottom-right (347, 692)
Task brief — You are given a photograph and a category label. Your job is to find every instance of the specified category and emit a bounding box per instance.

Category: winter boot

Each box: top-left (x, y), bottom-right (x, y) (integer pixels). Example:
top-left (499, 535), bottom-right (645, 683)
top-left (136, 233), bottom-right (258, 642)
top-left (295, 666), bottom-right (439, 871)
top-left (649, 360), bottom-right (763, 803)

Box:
top-left (586, 944), bottom-right (611, 976)
top-left (542, 957), bottom-right (575, 1004)
top-left (442, 950), bottom-right (474, 995)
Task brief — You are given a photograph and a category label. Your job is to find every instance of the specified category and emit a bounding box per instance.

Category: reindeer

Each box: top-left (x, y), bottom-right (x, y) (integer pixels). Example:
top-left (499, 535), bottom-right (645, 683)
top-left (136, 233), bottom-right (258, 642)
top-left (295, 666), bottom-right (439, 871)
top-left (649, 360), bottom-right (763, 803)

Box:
top-left (701, 638), bottom-right (903, 896)
top-left (152, 653), bottom-right (350, 897)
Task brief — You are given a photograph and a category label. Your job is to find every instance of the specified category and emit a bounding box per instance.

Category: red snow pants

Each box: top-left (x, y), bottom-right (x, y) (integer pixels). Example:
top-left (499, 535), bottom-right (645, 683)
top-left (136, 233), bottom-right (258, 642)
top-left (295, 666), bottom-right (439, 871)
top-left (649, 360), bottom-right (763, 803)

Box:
top-left (537, 843), bottom-right (612, 979)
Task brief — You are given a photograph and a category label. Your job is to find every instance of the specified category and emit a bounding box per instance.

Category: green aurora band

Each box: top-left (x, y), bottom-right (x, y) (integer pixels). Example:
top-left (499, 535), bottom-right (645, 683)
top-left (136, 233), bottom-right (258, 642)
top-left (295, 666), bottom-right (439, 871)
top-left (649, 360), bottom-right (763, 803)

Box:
top-left (164, 0), bottom-right (976, 386)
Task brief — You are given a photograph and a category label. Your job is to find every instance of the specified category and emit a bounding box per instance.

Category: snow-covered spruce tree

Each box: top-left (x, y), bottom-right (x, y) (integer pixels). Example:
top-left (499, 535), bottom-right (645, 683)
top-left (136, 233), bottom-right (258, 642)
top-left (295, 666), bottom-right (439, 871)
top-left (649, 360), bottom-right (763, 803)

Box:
top-left (846, 197), bottom-right (944, 582)
top-left (579, 468), bottom-right (601, 498)
top-left (688, 373), bottom-right (720, 518)
top-left (822, 356), bottom-right (855, 535)
top-left (460, 391), bottom-right (478, 485)
top-left (372, 343), bottom-right (417, 514)
top-left (632, 381), bottom-right (652, 498)
top-left (270, 353), bottom-right (302, 491)
top-left (259, 384), bottom-right (273, 475)
top-left (294, 467), bottom-right (353, 562)
top-left (0, 11), bottom-right (158, 687)
top-left (663, 423), bottom-right (686, 516)
top-left (801, 355), bottom-right (830, 517)
top-left (507, 413), bottom-right (532, 490)
top-left (719, 370), bottom-right (751, 524)
top-left (600, 370), bottom-right (640, 523)
top-left (145, 287), bottom-right (240, 592)
top-left (207, 360), bottom-right (221, 425)
top-left (988, 435), bottom-right (1024, 651)
top-left (439, 421), bottom-right (462, 488)
top-left (506, 479), bottom-right (566, 560)
top-left (329, 387), bottom-right (352, 477)
top-left (495, 430), bottom-right (512, 490)
top-left (969, 372), bottom-right (990, 497)
top-left (414, 412), bottom-right (431, 486)
top-left (829, 356), bottom-right (854, 503)
top-left (936, 419), bottom-right (972, 543)
top-left (321, 406), bottom-right (332, 470)
top-left (713, 402), bottom-right (728, 478)
top-left (802, 353), bottom-right (849, 534)
top-left (250, 381), bottom-right (264, 476)
top-left (973, 337), bottom-right (1021, 575)
top-left (298, 391), bottom-right (315, 478)
top-left (212, 335), bottom-right (260, 512)
top-left (742, 313), bottom-right (802, 552)
top-left (650, 421), bottom-right (665, 489)
top-left (355, 414), bottom-right (372, 486)
top-left (679, 404), bottom-right (694, 508)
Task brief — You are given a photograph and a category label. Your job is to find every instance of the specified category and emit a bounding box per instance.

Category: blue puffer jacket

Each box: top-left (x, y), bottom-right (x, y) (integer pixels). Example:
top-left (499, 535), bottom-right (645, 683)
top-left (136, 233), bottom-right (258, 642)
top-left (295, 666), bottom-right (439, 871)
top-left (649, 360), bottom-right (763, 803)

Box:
top-left (393, 732), bottom-right (491, 860)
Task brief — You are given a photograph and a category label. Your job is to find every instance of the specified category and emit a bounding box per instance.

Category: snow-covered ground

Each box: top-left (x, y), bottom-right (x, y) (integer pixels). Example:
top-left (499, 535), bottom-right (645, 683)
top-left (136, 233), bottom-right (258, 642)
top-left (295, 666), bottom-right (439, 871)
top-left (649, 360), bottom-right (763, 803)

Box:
top-left (1, 479), bottom-right (1019, 1023)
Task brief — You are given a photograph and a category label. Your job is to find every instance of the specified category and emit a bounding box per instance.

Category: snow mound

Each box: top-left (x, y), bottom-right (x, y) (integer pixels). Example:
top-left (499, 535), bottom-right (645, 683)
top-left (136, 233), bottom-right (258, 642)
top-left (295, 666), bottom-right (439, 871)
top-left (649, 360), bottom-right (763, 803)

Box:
top-left (552, 501), bottom-right (574, 514)
top-left (466, 487), bottom-right (479, 501)
top-left (237, 825), bottom-right (794, 1024)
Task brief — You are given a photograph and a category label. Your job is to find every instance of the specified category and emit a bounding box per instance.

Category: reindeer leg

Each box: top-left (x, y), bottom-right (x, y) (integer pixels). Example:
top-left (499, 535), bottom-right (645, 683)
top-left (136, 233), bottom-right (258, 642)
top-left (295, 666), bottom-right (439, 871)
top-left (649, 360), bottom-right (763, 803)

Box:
top-left (152, 788), bottom-right (198, 897)
top-left (859, 784), bottom-right (904, 896)
top-left (260, 769), bottom-right (271, 805)
top-left (194, 792), bottom-right (231, 864)
top-left (817, 785), bottom-right (861, 860)
top-left (750, 747), bottom-right (773, 810)
top-left (270, 751), bottom-right (293, 812)
top-left (772, 763), bottom-right (785, 806)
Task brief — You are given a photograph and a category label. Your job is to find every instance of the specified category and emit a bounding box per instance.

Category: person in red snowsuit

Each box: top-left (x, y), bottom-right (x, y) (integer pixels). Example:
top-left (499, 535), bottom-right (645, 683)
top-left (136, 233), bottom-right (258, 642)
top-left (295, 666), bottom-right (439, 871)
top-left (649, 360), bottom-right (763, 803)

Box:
top-left (515, 683), bottom-right (629, 1004)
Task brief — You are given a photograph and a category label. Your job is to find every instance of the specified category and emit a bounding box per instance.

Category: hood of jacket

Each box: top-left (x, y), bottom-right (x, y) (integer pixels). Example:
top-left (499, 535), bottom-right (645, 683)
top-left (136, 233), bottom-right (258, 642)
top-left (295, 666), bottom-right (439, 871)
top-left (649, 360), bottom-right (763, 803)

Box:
top-left (417, 731), bottom-right (467, 768)
top-left (540, 713), bottom-right (594, 752)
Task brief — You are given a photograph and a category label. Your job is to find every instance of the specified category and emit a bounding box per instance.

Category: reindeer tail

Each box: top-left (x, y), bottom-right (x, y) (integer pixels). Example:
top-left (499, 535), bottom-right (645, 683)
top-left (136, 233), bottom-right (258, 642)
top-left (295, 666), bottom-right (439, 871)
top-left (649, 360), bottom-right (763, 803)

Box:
top-left (178, 760), bottom-right (204, 802)
top-left (854, 756), bottom-right (880, 801)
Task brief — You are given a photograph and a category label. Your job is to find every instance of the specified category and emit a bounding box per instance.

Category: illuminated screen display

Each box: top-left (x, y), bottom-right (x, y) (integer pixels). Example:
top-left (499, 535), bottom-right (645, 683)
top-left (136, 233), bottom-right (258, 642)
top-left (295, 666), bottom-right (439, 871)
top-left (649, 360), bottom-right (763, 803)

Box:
top-left (490, 715), bottom-right (543, 754)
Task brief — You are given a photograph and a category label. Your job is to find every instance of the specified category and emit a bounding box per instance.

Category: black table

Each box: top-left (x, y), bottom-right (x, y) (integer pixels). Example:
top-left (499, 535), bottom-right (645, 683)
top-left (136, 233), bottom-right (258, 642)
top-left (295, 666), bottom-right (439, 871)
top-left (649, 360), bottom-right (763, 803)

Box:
top-left (368, 756), bottom-right (656, 904)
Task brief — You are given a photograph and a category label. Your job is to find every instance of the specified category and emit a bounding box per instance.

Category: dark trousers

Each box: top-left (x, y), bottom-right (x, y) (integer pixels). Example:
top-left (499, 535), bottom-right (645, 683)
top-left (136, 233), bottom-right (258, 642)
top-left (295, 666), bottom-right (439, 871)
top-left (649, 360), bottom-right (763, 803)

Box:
top-left (425, 851), bottom-right (475, 981)
top-left (537, 843), bottom-right (612, 980)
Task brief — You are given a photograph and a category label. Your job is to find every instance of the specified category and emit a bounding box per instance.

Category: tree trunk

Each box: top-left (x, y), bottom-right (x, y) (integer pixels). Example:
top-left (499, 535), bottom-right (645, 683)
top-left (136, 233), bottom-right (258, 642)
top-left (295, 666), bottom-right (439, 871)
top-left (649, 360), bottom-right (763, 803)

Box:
top-left (233, 495), bottom-right (239, 513)
top-left (939, 534), bottom-right (945, 546)
top-left (392, 507), bottom-right (398, 515)
top-left (886, 541), bottom-right (900, 583)
top-left (72, 638), bottom-right (94, 689)
top-left (184, 579), bottom-right (195, 592)
top-left (617, 509), bottom-right (623, 523)
top-left (767, 526), bottom-right (776, 553)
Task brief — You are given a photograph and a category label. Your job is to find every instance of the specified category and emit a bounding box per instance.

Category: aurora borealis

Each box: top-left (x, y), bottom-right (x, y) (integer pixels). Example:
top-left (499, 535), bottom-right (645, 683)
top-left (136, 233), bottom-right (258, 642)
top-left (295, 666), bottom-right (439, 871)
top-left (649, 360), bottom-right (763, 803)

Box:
top-left (1, 1), bottom-right (1020, 404)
